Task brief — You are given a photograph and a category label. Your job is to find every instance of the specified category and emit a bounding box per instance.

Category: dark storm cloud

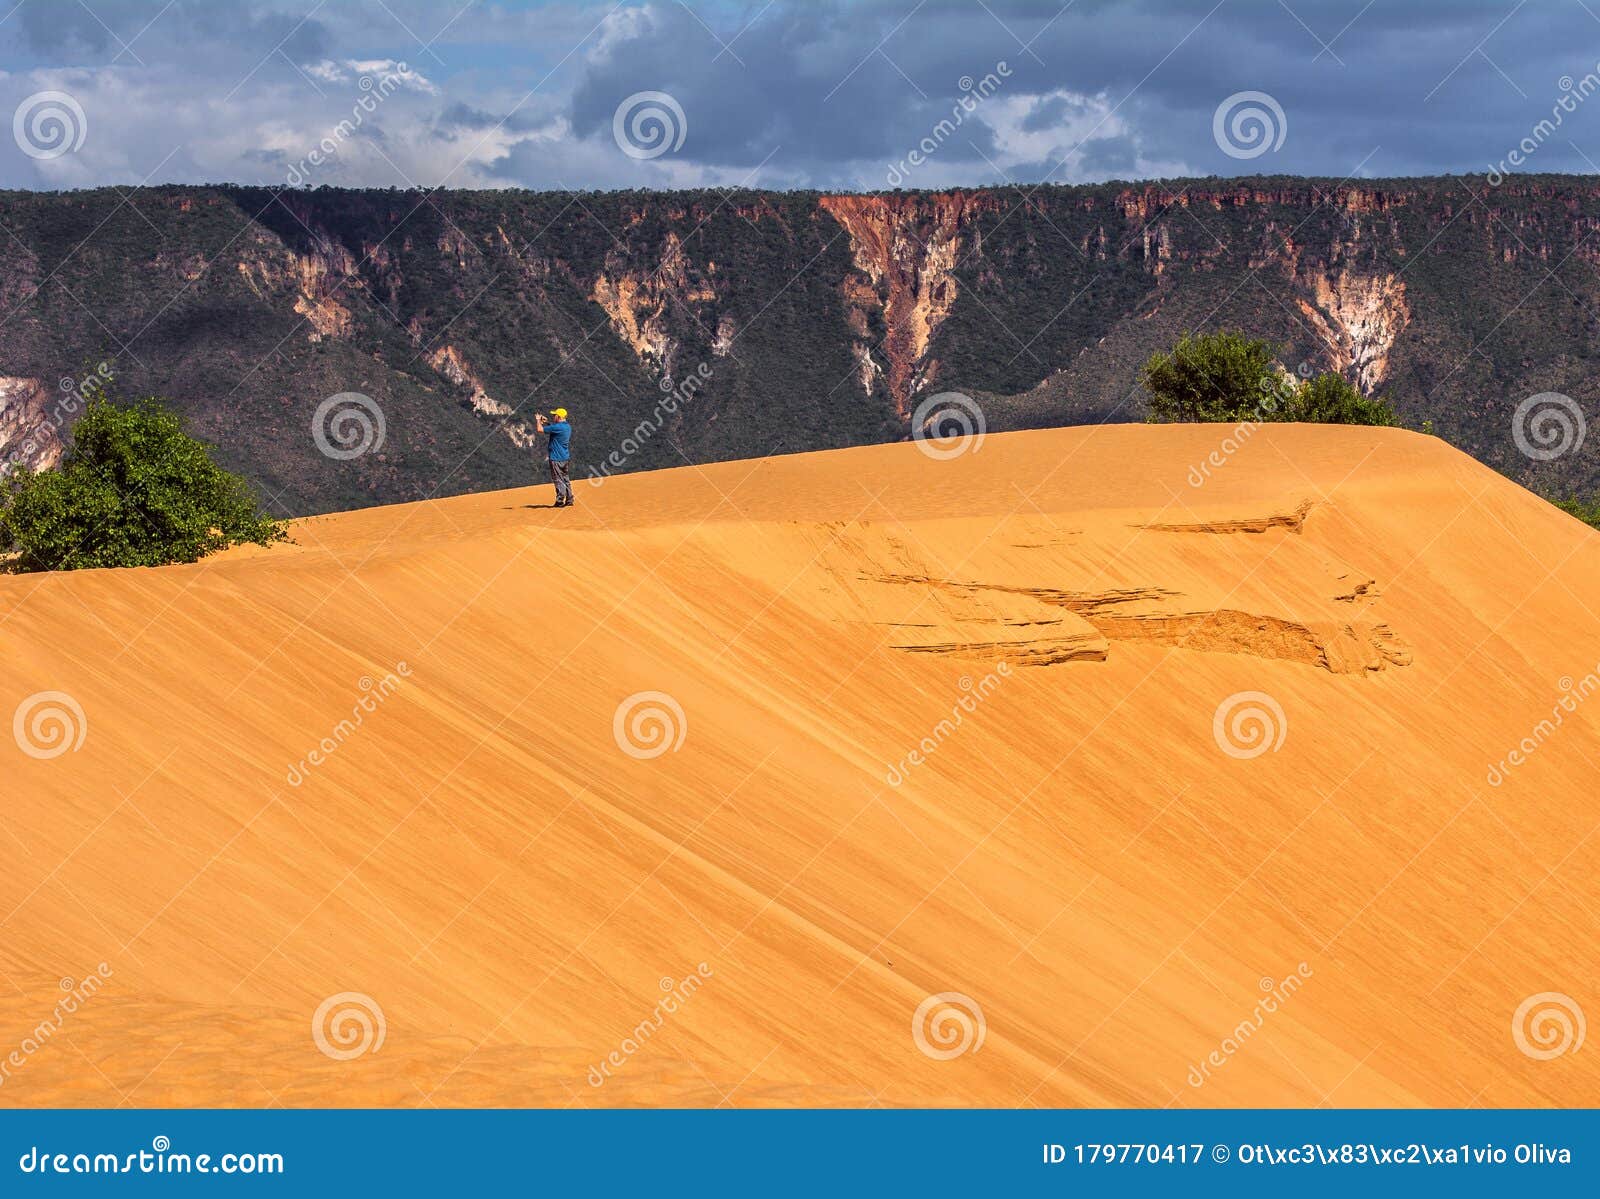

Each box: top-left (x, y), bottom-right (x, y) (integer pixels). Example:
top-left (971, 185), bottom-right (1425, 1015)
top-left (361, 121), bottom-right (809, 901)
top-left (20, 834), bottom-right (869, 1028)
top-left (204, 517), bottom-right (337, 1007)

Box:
top-left (432, 101), bottom-right (549, 135)
top-left (566, 2), bottom-right (974, 169)
top-left (10, 0), bottom-right (332, 65)
top-left (1077, 133), bottom-right (1140, 178)
top-left (557, 0), bottom-right (1600, 186)
top-left (976, 0), bottom-right (1600, 179)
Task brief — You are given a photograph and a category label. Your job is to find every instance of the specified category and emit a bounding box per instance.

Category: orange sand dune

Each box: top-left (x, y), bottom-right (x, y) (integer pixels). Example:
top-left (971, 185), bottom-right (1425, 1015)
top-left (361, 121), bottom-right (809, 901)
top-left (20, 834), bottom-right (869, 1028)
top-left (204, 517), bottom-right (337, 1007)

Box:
top-left (2, 424), bottom-right (1598, 1108)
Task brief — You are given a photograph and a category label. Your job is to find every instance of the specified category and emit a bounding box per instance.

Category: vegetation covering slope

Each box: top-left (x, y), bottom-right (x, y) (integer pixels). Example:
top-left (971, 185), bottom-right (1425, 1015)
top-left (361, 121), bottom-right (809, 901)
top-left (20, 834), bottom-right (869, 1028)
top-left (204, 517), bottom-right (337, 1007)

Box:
top-left (1, 178), bottom-right (1598, 513)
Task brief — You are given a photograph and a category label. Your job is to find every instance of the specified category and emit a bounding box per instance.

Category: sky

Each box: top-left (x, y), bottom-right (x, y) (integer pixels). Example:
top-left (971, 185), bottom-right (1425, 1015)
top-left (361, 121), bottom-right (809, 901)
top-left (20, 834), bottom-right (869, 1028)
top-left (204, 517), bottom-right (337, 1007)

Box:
top-left (3, 0), bottom-right (1600, 193)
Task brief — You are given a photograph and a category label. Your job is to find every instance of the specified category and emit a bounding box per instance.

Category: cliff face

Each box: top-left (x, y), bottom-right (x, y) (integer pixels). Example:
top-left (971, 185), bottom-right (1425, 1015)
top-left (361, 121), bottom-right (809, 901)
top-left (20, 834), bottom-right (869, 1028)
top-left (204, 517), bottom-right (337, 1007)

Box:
top-left (590, 231), bottom-right (719, 377)
top-left (816, 183), bottom-right (1426, 413)
top-left (0, 376), bottom-right (59, 472)
top-left (1297, 268), bottom-right (1410, 392)
top-left (0, 177), bottom-right (1597, 513)
top-left (820, 192), bottom-right (999, 414)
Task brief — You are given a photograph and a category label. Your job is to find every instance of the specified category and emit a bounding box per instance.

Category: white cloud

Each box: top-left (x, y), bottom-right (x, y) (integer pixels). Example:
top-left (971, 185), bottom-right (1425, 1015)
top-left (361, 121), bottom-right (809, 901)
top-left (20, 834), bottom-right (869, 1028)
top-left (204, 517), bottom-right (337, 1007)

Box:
top-left (586, 3), bottom-right (656, 65)
top-left (0, 61), bottom-right (479, 190)
top-left (301, 59), bottom-right (440, 94)
top-left (303, 60), bottom-right (346, 85)
top-left (977, 90), bottom-right (1191, 183)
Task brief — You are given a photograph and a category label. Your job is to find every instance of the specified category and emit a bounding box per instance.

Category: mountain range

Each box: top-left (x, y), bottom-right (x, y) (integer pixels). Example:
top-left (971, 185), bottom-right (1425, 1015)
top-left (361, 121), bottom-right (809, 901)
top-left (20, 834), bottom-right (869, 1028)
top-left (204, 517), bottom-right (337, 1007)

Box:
top-left (2, 176), bottom-right (1597, 514)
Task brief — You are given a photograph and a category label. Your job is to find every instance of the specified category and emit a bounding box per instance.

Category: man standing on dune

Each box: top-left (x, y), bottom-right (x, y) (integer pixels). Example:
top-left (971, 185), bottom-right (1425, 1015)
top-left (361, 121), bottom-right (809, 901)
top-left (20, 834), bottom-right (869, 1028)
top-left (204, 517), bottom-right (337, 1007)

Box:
top-left (534, 407), bottom-right (573, 508)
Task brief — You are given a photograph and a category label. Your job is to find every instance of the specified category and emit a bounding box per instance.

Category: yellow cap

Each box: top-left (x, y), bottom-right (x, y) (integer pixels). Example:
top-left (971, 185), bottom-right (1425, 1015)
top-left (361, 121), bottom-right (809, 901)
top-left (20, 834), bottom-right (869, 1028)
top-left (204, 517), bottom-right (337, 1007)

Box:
top-left (550, 408), bottom-right (568, 419)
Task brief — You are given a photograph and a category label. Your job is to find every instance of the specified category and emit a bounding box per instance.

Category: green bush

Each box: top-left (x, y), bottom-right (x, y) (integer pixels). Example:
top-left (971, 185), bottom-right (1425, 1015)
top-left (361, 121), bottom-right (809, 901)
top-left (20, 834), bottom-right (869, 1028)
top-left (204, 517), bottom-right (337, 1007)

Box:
top-left (0, 388), bottom-right (286, 572)
top-left (1141, 330), bottom-right (1280, 422)
top-left (1290, 371), bottom-right (1399, 427)
top-left (1141, 329), bottom-right (1399, 427)
top-left (1551, 494), bottom-right (1600, 530)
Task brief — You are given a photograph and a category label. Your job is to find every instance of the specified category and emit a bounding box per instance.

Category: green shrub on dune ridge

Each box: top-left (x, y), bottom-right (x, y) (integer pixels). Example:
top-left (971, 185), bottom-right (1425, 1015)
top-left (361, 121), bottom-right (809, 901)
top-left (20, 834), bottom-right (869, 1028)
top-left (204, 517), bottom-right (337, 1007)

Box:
top-left (1551, 494), bottom-right (1600, 530)
top-left (1141, 330), bottom-right (1280, 423)
top-left (1290, 370), bottom-right (1400, 427)
top-left (0, 385), bottom-right (286, 572)
top-left (1141, 329), bottom-right (1399, 427)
